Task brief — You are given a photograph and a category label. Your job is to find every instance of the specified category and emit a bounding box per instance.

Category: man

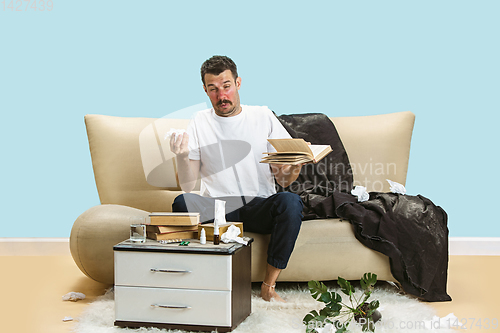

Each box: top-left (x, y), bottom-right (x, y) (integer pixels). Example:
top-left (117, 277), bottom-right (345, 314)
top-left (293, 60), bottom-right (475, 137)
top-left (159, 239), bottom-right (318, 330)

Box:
top-left (170, 55), bottom-right (303, 302)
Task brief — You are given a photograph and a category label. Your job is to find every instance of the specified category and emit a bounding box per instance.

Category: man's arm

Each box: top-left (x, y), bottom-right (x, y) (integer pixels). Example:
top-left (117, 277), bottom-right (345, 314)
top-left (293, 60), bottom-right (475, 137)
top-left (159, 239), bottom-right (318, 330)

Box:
top-left (270, 164), bottom-right (302, 188)
top-left (170, 132), bottom-right (200, 193)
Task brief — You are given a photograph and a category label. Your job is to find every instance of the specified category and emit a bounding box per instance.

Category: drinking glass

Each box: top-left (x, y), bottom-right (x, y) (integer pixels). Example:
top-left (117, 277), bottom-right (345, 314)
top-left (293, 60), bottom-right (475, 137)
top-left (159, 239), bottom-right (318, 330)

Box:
top-left (129, 216), bottom-right (146, 243)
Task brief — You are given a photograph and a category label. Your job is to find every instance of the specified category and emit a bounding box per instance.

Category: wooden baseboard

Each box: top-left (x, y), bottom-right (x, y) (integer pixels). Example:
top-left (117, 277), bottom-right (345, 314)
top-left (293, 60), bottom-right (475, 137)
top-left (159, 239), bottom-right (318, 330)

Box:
top-left (0, 238), bottom-right (70, 256)
top-left (448, 237), bottom-right (500, 255)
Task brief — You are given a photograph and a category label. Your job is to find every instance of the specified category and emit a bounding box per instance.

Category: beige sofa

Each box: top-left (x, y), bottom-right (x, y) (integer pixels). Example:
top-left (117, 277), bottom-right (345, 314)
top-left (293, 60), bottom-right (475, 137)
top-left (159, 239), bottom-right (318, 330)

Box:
top-left (70, 111), bottom-right (415, 285)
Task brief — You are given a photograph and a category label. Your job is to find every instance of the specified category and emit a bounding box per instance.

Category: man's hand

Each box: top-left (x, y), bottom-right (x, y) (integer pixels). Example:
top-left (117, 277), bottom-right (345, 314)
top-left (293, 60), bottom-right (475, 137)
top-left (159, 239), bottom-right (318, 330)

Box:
top-left (168, 132), bottom-right (200, 193)
top-left (271, 163), bottom-right (303, 188)
top-left (269, 141), bottom-right (309, 188)
top-left (170, 132), bottom-right (190, 157)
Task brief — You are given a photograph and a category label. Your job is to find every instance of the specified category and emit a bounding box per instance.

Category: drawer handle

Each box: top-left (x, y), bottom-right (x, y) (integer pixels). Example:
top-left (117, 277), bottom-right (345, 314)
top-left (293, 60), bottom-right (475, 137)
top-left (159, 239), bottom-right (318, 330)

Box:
top-left (151, 304), bottom-right (192, 309)
top-left (150, 268), bottom-right (192, 273)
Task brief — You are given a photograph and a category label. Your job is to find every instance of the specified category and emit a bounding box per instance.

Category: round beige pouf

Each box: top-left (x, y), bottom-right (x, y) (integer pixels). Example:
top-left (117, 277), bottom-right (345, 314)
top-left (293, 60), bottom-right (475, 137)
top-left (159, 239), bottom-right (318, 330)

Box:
top-left (70, 204), bottom-right (150, 284)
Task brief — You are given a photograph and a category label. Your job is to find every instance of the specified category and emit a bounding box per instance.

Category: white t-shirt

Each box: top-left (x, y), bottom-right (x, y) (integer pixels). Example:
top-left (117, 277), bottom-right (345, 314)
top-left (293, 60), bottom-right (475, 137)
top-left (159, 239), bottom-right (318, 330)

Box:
top-left (187, 105), bottom-right (291, 198)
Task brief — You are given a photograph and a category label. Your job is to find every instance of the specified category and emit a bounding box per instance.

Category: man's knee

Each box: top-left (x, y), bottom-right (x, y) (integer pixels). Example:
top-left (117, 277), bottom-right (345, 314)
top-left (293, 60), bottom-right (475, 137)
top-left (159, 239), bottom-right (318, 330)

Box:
top-left (275, 192), bottom-right (303, 213)
top-left (172, 193), bottom-right (210, 217)
top-left (272, 192), bottom-right (303, 224)
top-left (172, 193), bottom-right (190, 212)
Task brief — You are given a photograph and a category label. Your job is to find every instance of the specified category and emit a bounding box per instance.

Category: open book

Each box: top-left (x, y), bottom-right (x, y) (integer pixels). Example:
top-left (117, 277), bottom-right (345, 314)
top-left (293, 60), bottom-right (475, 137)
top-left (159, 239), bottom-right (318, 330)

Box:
top-left (260, 138), bottom-right (332, 165)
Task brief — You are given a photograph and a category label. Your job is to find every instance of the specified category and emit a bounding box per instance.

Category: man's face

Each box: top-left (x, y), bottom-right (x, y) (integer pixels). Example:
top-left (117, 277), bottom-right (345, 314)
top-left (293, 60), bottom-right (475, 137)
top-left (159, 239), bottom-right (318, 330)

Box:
top-left (203, 69), bottom-right (242, 117)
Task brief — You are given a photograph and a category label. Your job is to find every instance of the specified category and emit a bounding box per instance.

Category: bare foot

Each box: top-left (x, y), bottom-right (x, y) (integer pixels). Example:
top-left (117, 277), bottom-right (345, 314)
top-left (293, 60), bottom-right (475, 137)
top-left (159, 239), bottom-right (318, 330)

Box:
top-left (260, 283), bottom-right (286, 302)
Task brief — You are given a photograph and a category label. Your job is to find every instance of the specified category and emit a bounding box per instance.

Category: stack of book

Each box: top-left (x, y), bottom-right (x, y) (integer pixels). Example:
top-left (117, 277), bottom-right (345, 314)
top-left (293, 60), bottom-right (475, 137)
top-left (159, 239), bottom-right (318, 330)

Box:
top-left (146, 212), bottom-right (200, 241)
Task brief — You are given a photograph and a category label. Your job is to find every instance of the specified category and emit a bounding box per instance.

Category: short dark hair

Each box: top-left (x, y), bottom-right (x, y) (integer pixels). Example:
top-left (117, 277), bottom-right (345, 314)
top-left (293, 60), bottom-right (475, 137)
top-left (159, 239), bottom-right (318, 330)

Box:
top-left (200, 55), bottom-right (238, 86)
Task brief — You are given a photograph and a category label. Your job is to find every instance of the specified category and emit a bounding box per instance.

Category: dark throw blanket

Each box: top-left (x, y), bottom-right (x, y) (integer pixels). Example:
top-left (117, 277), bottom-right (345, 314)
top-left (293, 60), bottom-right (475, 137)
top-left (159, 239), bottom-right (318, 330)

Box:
top-left (275, 113), bottom-right (451, 302)
top-left (337, 192), bottom-right (451, 302)
top-left (275, 113), bottom-right (354, 219)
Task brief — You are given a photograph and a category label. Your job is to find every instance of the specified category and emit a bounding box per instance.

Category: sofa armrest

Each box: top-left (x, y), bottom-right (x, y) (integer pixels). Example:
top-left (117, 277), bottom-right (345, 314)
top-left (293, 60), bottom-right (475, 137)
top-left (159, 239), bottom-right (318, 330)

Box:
top-left (70, 204), bottom-right (150, 284)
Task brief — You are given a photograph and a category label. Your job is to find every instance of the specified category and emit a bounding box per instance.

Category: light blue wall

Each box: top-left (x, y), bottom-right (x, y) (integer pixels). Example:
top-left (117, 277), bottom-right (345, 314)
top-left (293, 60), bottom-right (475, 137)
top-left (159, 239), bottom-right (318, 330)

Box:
top-left (1, 1), bottom-right (498, 237)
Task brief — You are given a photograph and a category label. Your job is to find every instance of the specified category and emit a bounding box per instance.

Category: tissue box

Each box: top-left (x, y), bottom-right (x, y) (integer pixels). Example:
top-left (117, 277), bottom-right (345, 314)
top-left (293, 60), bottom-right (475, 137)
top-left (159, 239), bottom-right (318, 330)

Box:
top-left (198, 222), bottom-right (244, 241)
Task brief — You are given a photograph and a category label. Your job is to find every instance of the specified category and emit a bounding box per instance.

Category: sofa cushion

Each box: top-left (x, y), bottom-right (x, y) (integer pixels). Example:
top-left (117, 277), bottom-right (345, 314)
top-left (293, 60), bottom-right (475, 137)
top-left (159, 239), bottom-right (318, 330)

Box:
top-left (85, 115), bottom-right (188, 212)
top-left (331, 111), bottom-right (414, 192)
top-left (248, 218), bottom-right (394, 282)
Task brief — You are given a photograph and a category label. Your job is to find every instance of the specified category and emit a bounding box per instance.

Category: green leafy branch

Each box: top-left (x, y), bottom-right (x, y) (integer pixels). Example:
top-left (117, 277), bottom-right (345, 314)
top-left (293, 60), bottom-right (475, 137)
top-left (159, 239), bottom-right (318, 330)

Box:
top-left (303, 273), bottom-right (380, 333)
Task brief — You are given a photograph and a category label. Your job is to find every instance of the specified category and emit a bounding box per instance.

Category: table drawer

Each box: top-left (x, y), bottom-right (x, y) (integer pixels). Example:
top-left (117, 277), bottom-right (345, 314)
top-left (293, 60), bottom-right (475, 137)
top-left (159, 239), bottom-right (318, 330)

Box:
top-left (115, 286), bottom-right (231, 326)
top-left (115, 251), bottom-right (232, 290)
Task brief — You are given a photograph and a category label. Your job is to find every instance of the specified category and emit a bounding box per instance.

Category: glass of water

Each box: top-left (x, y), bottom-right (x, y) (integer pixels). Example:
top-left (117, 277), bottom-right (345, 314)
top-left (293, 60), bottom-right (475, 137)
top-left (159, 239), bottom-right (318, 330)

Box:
top-left (129, 216), bottom-right (146, 243)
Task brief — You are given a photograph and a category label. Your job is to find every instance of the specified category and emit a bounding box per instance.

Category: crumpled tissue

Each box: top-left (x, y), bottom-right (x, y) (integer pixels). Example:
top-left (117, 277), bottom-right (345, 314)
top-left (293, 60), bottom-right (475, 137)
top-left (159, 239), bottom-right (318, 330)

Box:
top-left (221, 225), bottom-right (248, 245)
top-left (386, 179), bottom-right (406, 195)
top-left (351, 186), bottom-right (369, 202)
top-left (313, 322), bottom-right (338, 333)
top-left (423, 313), bottom-right (465, 330)
top-left (62, 292), bottom-right (86, 302)
top-left (164, 128), bottom-right (186, 140)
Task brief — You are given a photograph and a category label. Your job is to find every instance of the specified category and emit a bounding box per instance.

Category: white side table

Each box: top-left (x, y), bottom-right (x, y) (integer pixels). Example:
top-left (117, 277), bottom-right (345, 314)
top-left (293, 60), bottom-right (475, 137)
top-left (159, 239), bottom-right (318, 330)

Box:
top-left (113, 238), bottom-right (252, 332)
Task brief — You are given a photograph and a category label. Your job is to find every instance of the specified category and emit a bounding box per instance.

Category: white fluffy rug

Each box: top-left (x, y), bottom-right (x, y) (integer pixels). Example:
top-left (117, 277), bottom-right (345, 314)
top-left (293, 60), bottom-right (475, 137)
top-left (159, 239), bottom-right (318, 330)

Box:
top-left (73, 284), bottom-right (456, 333)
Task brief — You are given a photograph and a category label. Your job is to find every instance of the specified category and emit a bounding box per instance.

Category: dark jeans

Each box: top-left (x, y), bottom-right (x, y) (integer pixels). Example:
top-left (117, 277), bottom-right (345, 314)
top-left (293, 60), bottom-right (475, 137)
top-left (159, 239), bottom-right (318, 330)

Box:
top-left (172, 192), bottom-right (303, 269)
